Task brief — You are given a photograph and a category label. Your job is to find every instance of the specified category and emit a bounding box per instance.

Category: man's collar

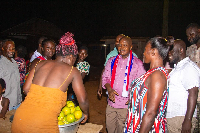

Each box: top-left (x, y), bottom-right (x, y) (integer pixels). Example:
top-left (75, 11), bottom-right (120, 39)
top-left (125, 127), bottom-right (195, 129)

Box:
top-left (174, 57), bottom-right (189, 68)
top-left (119, 54), bottom-right (130, 59)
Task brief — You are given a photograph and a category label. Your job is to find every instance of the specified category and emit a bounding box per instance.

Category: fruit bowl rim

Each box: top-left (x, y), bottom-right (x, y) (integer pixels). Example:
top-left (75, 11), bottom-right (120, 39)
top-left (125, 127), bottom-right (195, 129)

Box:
top-left (58, 113), bottom-right (84, 128)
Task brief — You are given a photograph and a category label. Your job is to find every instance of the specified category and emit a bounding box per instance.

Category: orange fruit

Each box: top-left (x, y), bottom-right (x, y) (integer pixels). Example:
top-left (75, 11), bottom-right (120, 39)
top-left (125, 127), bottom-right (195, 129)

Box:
top-left (66, 114), bottom-right (75, 123)
top-left (74, 110), bottom-right (82, 120)
top-left (62, 106), bottom-right (71, 115)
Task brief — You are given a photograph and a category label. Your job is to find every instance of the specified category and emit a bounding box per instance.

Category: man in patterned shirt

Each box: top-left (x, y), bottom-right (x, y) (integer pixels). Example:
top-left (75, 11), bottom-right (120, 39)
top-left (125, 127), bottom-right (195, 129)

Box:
top-left (186, 23), bottom-right (200, 129)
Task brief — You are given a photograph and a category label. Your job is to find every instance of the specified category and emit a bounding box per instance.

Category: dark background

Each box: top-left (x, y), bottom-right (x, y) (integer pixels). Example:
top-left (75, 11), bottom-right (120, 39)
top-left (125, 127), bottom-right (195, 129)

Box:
top-left (0, 0), bottom-right (200, 70)
top-left (0, 0), bottom-right (200, 45)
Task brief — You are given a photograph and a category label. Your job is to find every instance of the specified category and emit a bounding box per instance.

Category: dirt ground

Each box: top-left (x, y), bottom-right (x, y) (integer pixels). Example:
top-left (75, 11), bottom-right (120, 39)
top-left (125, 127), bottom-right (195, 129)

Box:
top-left (84, 80), bottom-right (108, 133)
top-left (0, 67), bottom-right (108, 133)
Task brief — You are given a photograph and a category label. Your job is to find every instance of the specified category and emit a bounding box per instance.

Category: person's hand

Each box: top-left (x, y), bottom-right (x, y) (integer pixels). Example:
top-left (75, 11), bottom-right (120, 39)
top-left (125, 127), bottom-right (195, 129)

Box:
top-left (125, 100), bottom-right (129, 105)
top-left (182, 119), bottom-right (192, 133)
top-left (108, 89), bottom-right (119, 103)
top-left (81, 113), bottom-right (88, 124)
top-left (97, 87), bottom-right (102, 98)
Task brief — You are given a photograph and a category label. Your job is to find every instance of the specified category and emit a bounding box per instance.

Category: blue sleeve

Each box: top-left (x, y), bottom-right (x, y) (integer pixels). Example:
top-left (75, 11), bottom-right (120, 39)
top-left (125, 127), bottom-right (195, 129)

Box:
top-left (104, 48), bottom-right (118, 66)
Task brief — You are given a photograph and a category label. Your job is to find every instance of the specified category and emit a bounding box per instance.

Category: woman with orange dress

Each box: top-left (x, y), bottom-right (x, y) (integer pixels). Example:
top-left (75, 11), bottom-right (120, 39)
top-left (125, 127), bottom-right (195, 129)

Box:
top-left (11, 32), bottom-right (89, 133)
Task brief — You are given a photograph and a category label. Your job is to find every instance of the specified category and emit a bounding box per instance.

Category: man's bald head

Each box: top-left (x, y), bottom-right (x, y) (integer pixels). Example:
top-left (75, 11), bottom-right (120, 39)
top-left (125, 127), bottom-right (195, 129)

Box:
top-left (118, 36), bottom-right (133, 58)
top-left (119, 36), bottom-right (132, 46)
top-left (174, 39), bottom-right (186, 55)
top-left (169, 39), bottom-right (186, 64)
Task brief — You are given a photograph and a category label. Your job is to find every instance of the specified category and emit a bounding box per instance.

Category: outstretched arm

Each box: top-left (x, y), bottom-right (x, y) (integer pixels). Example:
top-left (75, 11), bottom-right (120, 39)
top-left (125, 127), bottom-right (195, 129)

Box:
top-left (97, 68), bottom-right (105, 98)
top-left (182, 87), bottom-right (198, 132)
top-left (139, 71), bottom-right (167, 133)
top-left (72, 69), bottom-right (89, 123)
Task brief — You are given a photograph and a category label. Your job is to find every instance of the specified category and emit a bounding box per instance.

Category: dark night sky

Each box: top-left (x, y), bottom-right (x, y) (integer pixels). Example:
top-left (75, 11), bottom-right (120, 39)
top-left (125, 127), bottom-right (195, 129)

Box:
top-left (0, 0), bottom-right (200, 45)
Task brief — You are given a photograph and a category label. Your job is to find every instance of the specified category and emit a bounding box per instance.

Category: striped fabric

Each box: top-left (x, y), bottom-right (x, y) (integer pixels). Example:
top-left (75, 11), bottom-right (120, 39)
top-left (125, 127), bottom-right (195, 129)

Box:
top-left (124, 67), bottom-right (169, 133)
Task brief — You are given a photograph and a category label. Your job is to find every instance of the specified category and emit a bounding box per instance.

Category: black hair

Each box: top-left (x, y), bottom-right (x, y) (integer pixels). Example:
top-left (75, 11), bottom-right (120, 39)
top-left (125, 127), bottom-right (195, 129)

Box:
top-left (0, 78), bottom-right (6, 89)
top-left (38, 36), bottom-right (47, 45)
top-left (186, 23), bottom-right (200, 30)
top-left (149, 37), bottom-right (170, 60)
top-left (41, 39), bottom-right (56, 47)
top-left (79, 46), bottom-right (88, 54)
top-left (16, 45), bottom-right (27, 58)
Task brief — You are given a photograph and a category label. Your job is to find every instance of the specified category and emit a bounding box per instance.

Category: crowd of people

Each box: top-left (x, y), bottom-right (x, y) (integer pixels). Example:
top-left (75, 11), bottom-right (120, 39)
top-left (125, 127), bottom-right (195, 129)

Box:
top-left (98, 23), bottom-right (200, 133)
top-left (0, 23), bottom-right (200, 132)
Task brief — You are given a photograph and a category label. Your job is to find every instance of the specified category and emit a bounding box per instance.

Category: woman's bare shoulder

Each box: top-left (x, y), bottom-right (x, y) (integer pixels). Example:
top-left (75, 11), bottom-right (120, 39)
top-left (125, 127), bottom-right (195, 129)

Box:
top-left (2, 97), bottom-right (9, 105)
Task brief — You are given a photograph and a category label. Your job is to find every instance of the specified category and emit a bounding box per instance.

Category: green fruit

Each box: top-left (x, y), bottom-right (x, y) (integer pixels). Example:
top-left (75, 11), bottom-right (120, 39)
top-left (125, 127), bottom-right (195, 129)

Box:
top-left (58, 120), bottom-right (65, 125)
top-left (75, 106), bottom-right (81, 111)
top-left (66, 114), bottom-right (75, 123)
top-left (74, 110), bottom-right (82, 119)
top-left (62, 106), bottom-right (71, 115)
top-left (67, 101), bottom-right (73, 105)
top-left (62, 116), bottom-right (70, 124)
top-left (67, 102), bottom-right (75, 108)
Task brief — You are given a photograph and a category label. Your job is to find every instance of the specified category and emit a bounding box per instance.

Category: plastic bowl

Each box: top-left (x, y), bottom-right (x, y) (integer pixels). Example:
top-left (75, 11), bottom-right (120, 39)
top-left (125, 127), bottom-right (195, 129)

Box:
top-left (58, 115), bottom-right (84, 133)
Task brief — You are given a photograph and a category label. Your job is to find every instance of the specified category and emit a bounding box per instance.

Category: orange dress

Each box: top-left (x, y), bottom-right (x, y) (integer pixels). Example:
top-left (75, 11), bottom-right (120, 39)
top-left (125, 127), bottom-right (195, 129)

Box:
top-left (11, 66), bottom-right (73, 133)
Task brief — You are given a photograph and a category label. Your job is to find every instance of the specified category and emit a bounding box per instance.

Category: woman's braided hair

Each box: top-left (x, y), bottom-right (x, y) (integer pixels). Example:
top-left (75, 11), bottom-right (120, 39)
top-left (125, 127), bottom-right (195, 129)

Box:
top-left (56, 32), bottom-right (78, 56)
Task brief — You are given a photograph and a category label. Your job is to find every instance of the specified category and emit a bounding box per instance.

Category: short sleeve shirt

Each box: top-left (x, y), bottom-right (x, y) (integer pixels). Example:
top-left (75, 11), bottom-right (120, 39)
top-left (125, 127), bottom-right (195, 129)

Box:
top-left (166, 57), bottom-right (200, 118)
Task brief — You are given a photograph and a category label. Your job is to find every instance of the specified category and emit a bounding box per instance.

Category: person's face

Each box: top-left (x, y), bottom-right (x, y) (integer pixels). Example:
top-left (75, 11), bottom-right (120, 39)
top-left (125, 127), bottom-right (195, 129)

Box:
top-left (186, 27), bottom-right (200, 45)
top-left (2, 41), bottom-right (15, 59)
top-left (115, 36), bottom-right (121, 48)
top-left (143, 42), bottom-right (152, 63)
top-left (118, 39), bottom-right (132, 58)
top-left (168, 43), bottom-right (180, 64)
top-left (42, 41), bottom-right (55, 59)
top-left (0, 84), bottom-right (5, 94)
top-left (78, 49), bottom-right (88, 62)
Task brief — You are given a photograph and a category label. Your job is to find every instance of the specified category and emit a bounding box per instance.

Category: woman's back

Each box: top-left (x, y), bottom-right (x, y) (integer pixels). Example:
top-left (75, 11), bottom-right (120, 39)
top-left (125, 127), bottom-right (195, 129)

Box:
top-left (32, 60), bottom-right (78, 92)
top-left (11, 32), bottom-right (89, 133)
top-left (11, 60), bottom-right (74, 132)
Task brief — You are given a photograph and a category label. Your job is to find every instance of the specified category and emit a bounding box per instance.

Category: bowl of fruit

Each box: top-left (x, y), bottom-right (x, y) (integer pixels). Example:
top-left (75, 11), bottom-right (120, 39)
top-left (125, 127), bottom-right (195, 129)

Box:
top-left (58, 101), bottom-right (84, 133)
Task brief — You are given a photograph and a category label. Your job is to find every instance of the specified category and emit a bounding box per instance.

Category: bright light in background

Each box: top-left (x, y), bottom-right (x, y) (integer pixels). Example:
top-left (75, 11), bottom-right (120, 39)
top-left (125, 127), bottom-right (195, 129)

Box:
top-left (102, 44), bottom-right (107, 59)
